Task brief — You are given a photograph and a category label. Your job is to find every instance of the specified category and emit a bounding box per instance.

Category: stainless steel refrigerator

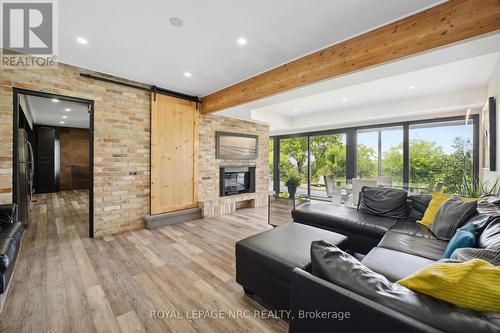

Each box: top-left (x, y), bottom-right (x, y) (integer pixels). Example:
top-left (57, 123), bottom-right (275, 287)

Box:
top-left (17, 129), bottom-right (34, 226)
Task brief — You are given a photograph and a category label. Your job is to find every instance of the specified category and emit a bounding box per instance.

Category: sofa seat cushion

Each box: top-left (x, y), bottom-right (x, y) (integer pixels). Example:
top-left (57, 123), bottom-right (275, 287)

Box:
top-left (361, 247), bottom-right (436, 282)
top-left (236, 222), bottom-right (347, 284)
top-left (292, 202), bottom-right (398, 238)
top-left (388, 219), bottom-right (435, 238)
top-left (378, 231), bottom-right (448, 261)
top-left (0, 222), bottom-right (24, 242)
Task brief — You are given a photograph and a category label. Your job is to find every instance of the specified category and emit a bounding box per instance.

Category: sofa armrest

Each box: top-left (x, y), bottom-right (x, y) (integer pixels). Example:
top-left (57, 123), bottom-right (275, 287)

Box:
top-left (289, 268), bottom-right (441, 333)
top-left (0, 204), bottom-right (17, 224)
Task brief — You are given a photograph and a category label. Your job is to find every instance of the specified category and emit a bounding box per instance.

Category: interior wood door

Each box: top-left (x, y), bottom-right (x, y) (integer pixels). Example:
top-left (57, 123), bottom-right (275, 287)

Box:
top-left (60, 128), bottom-right (89, 190)
top-left (36, 126), bottom-right (58, 193)
top-left (151, 94), bottom-right (199, 214)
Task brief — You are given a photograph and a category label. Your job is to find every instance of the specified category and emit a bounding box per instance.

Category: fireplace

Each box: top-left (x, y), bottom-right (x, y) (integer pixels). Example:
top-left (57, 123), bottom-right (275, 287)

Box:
top-left (219, 166), bottom-right (256, 197)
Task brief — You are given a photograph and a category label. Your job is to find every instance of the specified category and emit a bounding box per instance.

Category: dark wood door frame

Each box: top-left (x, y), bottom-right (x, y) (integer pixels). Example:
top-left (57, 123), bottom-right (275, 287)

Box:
top-left (12, 88), bottom-right (95, 238)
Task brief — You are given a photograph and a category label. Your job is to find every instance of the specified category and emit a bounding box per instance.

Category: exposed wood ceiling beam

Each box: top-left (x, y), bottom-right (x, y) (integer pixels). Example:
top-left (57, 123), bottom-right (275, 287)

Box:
top-left (201, 0), bottom-right (500, 114)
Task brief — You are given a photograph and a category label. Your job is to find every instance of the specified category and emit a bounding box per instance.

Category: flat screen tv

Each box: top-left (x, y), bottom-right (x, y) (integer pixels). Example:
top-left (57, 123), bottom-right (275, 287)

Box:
top-left (216, 132), bottom-right (258, 160)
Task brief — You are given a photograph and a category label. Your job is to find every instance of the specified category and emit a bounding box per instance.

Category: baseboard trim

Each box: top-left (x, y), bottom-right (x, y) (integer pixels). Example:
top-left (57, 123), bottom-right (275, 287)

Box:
top-left (144, 207), bottom-right (202, 229)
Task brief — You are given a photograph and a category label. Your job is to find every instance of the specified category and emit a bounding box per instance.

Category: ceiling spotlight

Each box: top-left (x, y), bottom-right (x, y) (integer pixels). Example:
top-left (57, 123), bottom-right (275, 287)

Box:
top-left (51, 98), bottom-right (59, 103)
top-left (64, 108), bottom-right (71, 112)
top-left (293, 108), bottom-right (299, 112)
top-left (408, 85), bottom-right (416, 90)
top-left (169, 17), bottom-right (183, 27)
top-left (76, 37), bottom-right (88, 45)
top-left (184, 71), bottom-right (192, 78)
top-left (237, 37), bottom-right (247, 46)
top-left (59, 121), bottom-right (65, 124)
top-left (62, 115), bottom-right (68, 119)
top-left (342, 98), bottom-right (348, 103)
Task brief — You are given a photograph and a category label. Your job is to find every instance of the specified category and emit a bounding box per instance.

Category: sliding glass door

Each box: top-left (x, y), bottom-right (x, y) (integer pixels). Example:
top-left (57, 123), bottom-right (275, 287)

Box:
top-left (409, 119), bottom-right (474, 194)
top-left (271, 115), bottom-right (477, 197)
top-left (279, 137), bottom-right (308, 196)
top-left (356, 126), bottom-right (404, 187)
top-left (310, 134), bottom-right (346, 197)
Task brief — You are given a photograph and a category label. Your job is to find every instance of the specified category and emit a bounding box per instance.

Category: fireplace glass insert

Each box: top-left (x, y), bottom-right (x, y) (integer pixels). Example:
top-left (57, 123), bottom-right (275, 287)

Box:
top-left (220, 166), bottom-right (256, 197)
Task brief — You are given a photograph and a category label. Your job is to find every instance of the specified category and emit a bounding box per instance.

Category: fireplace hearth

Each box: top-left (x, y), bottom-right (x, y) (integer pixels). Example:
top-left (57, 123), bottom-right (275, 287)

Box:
top-left (219, 166), bottom-right (256, 197)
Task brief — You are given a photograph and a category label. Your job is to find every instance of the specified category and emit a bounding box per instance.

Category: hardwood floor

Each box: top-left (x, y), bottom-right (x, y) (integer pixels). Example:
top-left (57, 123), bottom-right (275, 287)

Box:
top-left (0, 190), bottom-right (288, 333)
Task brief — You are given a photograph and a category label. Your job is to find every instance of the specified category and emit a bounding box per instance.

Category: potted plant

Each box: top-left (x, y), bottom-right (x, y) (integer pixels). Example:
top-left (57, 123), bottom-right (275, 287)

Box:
top-left (285, 171), bottom-right (303, 199)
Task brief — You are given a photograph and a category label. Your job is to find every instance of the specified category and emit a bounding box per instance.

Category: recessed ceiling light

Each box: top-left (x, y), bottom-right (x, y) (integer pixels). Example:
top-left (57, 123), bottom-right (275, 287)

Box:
top-left (342, 98), bottom-right (348, 103)
top-left (408, 85), bottom-right (416, 90)
top-left (293, 108), bottom-right (299, 112)
top-left (64, 108), bottom-right (71, 112)
top-left (184, 71), bottom-right (192, 78)
top-left (76, 37), bottom-right (88, 45)
top-left (169, 17), bottom-right (183, 27)
top-left (237, 37), bottom-right (247, 46)
top-left (51, 98), bottom-right (59, 103)
top-left (59, 121), bottom-right (65, 124)
top-left (62, 115), bottom-right (68, 119)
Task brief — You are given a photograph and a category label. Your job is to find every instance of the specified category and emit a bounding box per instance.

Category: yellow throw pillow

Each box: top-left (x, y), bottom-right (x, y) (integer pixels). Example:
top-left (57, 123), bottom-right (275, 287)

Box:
top-left (418, 192), bottom-right (478, 226)
top-left (397, 259), bottom-right (500, 312)
top-left (418, 192), bottom-right (451, 226)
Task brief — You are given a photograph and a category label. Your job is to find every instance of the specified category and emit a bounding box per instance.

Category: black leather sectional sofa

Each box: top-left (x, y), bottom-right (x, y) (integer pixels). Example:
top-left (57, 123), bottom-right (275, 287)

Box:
top-left (0, 204), bottom-right (23, 296)
top-left (289, 198), bottom-right (500, 332)
top-left (235, 193), bottom-right (500, 332)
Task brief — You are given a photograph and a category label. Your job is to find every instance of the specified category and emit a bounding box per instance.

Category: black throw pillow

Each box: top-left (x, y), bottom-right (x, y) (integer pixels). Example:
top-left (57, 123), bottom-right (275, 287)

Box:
top-left (358, 186), bottom-right (408, 219)
top-left (429, 196), bottom-right (477, 241)
top-left (407, 194), bottom-right (432, 220)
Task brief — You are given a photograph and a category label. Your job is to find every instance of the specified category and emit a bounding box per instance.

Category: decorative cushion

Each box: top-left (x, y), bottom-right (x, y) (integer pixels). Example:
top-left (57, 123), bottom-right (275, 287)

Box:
top-left (443, 223), bottom-right (476, 259)
top-left (478, 217), bottom-right (500, 249)
top-left (358, 186), bottom-right (408, 219)
top-left (419, 192), bottom-right (452, 226)
top-left (451, 247), bottom-right (500, 266)
top-left (407, 194), bottom-right (432, 220)
top-left (397, 259), bottom-right (500, 312)
top-left (429, 196), bottom-right (477, 241)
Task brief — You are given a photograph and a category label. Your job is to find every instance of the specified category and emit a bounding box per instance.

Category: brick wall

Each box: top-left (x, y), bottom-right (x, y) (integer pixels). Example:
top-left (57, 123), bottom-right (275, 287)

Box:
top-left (0, 64), bottom-right (270, 234)
top-left (198, 114), bottom-right (269, 217)
top-left (0, 64), bottom-right (150, 236)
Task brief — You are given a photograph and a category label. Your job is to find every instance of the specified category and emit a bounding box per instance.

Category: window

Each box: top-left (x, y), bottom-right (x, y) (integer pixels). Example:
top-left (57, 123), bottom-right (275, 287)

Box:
top-left (356, 126), bottom-right (403, 186)
top-left (356, 130), bottom-right (377, 179)
top-left (310, 134), bottom-right (346, 197)
top-left (279, 137), bottom-right (308, 196)
top-left (271, 115), bottom-right (477, 197)
top-left (409, 120), bottom-right (474, 194)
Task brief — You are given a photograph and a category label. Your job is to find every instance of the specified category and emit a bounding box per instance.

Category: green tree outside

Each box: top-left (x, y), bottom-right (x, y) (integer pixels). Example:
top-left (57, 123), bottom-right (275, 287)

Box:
top-left (275, 134), bottom-right (473, 194)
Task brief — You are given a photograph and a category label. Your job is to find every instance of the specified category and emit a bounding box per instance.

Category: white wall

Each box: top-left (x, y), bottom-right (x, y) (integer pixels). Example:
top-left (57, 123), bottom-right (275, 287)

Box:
top-left (482, 54), bottom-right (500, 186)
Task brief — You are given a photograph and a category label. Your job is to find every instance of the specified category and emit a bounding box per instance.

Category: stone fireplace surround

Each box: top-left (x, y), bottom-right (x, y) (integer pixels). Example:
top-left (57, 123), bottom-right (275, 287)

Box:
top-left (197, 114), bottom-right (269, 218)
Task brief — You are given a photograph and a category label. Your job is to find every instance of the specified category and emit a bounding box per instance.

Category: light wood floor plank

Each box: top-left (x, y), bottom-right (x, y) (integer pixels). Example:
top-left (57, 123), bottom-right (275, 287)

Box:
top-left (0, 190), bottom-right (288, 333)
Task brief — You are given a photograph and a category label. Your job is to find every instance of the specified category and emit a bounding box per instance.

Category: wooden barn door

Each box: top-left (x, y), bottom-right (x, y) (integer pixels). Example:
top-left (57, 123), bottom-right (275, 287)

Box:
top-left (151, 94), bottom-right (198, 214)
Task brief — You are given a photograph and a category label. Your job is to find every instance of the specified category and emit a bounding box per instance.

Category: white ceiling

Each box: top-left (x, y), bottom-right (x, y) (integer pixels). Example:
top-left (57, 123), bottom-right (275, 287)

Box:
top-left (58, 0), bottom-right (444, 96)
top-left (216, 33), bottom-right (500, 134)
top-left (264, 52), bottom-right (499, 117)
top-left (25, 95), bottom-right (90, 128)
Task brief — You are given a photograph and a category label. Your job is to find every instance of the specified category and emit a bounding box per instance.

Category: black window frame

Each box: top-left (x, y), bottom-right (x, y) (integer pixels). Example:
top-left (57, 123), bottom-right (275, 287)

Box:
top-left (270, 114), bottom-right (479, 196)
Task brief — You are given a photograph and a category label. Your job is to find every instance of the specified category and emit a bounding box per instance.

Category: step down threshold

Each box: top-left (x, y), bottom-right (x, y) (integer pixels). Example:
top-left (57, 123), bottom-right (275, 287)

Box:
top-left (144, 207), bottom-right (202, 229)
